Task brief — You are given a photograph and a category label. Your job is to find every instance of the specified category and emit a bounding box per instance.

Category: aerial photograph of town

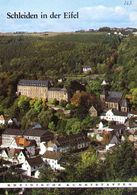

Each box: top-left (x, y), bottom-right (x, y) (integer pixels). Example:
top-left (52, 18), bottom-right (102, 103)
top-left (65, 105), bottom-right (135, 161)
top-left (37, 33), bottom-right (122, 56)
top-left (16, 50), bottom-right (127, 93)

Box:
top-left (0, 0), bottom-right (137, 194)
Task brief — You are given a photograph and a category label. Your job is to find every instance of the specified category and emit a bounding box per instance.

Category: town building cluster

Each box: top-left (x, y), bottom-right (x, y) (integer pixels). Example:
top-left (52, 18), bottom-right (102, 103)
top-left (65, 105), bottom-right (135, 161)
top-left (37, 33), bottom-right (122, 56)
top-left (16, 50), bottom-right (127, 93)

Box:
top-left (0, 79), bottom-right (137, 179)
top-left (0, 125), bottom-right (90, 178)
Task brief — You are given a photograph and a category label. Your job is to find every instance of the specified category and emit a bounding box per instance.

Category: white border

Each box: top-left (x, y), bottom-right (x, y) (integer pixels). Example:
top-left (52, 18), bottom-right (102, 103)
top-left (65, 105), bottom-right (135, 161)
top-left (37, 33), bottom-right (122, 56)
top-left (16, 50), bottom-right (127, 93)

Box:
top-left (0, 182), bottom-right (137, 188)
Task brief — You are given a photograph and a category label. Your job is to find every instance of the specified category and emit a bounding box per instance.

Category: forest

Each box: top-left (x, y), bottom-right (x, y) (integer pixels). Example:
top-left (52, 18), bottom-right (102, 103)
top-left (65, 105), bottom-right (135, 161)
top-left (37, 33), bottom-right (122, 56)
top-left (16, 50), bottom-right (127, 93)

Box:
top-left (0, 32), bottom-right (136, 126)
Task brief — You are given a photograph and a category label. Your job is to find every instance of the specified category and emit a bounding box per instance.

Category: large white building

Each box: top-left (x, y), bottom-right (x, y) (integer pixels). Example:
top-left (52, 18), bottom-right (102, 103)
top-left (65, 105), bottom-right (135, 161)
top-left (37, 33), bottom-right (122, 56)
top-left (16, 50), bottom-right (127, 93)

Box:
top-left (100, 109), bottom-right (128, 124)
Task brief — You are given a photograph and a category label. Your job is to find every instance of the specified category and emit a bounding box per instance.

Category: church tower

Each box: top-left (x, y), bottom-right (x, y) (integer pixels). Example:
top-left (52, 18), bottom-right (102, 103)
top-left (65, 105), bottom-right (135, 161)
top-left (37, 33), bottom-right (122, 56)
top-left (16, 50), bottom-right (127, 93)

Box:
top-left (100, 80), bottom-right (109, 102)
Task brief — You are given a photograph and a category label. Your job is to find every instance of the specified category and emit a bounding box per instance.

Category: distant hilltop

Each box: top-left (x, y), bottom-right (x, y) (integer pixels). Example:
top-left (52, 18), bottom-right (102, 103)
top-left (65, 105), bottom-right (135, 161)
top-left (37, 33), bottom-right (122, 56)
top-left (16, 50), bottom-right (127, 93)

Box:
top-left (0, 27), bottom-right (137, 36)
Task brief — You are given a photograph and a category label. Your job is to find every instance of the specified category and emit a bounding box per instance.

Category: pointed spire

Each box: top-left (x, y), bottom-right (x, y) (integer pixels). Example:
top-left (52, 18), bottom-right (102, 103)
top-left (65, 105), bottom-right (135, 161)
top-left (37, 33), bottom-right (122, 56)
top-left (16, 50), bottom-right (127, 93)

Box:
top-left (101, 80), bottom-right (107, 86)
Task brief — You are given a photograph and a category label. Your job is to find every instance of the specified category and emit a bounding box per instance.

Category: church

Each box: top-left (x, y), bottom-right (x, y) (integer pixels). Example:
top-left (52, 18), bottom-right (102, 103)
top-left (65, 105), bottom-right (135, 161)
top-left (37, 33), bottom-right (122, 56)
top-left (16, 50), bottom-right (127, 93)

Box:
top-left (100, 80), bottom-right (128, 113)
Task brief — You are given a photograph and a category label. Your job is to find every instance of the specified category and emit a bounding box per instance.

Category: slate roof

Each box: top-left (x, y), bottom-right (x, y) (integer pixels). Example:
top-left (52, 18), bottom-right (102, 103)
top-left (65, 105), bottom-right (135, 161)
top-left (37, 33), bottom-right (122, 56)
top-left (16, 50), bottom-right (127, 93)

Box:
top-left (106, 91), bottom-right (123, 103)
top-left (120, 99), bottom-right (128, 107)
top-left (23, 128), bottom-right (53, 137)
top-left (108, 91), bottom-right (123, 99)
top-left (43, 151), bottom-right (62, 160)
top-left (109, 124), bottom-right (126, 130)
top-left (111, 109), bottom-right (128, 117)
top-left (109, 135), bottom-right (120, 145)
top-left (27, 156), bottom-right (43, 167)
top-left (49, 88), bottom-right (67, 92)
top-left (18, 80), bottom-right (48, 87)
top-left (3, 128), bottom-right (23, 136)
top-left (55, 133), bottom-right (90, 147)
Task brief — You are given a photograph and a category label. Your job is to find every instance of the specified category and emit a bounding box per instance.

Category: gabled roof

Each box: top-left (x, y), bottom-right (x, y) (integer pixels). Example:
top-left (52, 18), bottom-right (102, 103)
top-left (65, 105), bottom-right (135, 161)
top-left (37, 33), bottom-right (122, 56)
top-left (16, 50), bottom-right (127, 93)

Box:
top-left (18, 80), bottom-right (48, 87)
top-left (15, 137), bottom-right (36, 147)
top-left (89, 105), bottom-right (97, 112)
top-left (7, 148), bottom-right (22, 158)
top-left (23, 128), bottom-right (53, 138)
top-left (26, 156), bottom-right (43, 167)
top-left (3, 128), bottom-right (23, 136)
top-left (0, 115), bottom-right (5, 121)
top-left (108, 91), bottom-right (123, 99)
top-left (46, 141), bottom-right (56, 147)
top-left (106, 91), bottom-right (123, 103)
top-left (120, 99), bottom-right (128, 107)
top-left (55, 133), bottom-right (90, 147)
top-left (111, 109), bottom-right (128, 117)
top-left (109, 135), bottom-right (120, 145)
top-left (43, 151), bottom-right (62, 160)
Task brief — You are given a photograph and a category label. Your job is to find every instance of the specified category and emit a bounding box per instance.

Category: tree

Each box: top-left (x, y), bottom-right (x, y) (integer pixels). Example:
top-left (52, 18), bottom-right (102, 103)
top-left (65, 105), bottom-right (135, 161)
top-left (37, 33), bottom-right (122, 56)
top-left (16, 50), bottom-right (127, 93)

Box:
top-left (17, 96), bottom-right (30, 115)
top-left (65, 118), bottom-right (81, 134)
top-left (71, 91), bottom-right (96, 108)
top-left (103, 140), bottom-right (137, 181)
top-left (38, 109), bottom-right (54, 128)
top-left (126, 88), bottom-right (137, 108)
top-left (38, 165), bottom-right (58, 182)
top-left (21, 108), bottom-right (38, 128)
top-left (48, 121), bottom-right (56, 131)
top-left (86, 80), bottom-right (102, 96)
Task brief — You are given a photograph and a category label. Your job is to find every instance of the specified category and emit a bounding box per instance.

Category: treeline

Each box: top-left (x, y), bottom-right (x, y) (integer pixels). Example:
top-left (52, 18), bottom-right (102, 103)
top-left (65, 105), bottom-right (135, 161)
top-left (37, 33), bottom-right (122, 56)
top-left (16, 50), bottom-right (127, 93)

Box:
top-left (0, 32), bottom-right (120, 76)
top-left (0, 32), bottom-right (137, 111)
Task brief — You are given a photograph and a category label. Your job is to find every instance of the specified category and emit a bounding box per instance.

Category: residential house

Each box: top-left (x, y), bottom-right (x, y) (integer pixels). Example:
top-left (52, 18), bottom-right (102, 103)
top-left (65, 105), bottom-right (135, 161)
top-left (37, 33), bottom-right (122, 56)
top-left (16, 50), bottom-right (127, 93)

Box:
top-left (42, 151), bottom-right (65, 170)
top-left (129, 111), bottom-right (137, 118)
top-left (89, 106), bottom-right (98, 117)
top-left (41, 133), bottom-right (90, 154)
top-left (0, 115), bottom-right (14, 126)
top-left (17, 150), bottom-right (27, 164)
top-left (54, 133), bottom-right (91, 153)
top-left (39, 141), bottom-right (57, 155)
top-left (82, 66), bottom-right (92, 73)
top-left (106, 135), bottom-right (120, 150)
top-left (125, 117), bottom-right (137, 131)
top-left (0, 148), bottom-right (9, 161)
top-left (6, 148), bottom-right (22, 164)
top-left (23, 128), bottom-right (54, 147)
top-left (21, 156), bottom-right (44, 178)
top-left (1, 128), bottom-right (23, 147)
top-left (97, 121), bottom-right (114, 133)
top-left (100, 109), bottom-right (128, 124)
top-left (9, 136), bottom-right (36, 152)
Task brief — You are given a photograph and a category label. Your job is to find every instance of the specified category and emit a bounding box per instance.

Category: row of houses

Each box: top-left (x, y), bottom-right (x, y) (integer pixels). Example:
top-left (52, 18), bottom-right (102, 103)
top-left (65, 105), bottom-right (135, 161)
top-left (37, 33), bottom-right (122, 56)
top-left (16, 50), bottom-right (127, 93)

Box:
top-left (0, 127), bottom-right (91, 178)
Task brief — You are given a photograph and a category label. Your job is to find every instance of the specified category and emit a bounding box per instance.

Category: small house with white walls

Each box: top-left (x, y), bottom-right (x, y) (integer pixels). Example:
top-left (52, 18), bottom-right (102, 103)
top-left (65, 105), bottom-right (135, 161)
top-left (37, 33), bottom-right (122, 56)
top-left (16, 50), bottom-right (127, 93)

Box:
top-left (42, 151), bottom-right (65, 171)
top-left (39, 141), bottom-right (57, 155)
top-left (21, 156), bottom-right (44, 178)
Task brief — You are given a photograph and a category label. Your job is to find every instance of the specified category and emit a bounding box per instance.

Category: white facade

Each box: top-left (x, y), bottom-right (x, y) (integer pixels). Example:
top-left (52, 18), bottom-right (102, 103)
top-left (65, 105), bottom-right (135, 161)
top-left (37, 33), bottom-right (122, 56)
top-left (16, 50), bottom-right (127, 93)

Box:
top-left (42, 157), bottom-right (65, 171)
top-left (39, 142), bottom-right (47, 155)
top-left (0, 149), bottom-right (8, 160)
top-left (17, 151), bottom-right (26, 164)
top-left (21, 160), bottom-right (43, 178)
top-left (8, 139), bottom-right (36, 156)
top-left (83, 67), bottom-right (92, 73)
top-left (22, 161), bottom-right (32, 177)
top-left (106, 143), bottom-right (115, 151)
top-left (40, 141), bottom-right (58, 155)
top-left (100, 110), bottom-right (127, 124)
